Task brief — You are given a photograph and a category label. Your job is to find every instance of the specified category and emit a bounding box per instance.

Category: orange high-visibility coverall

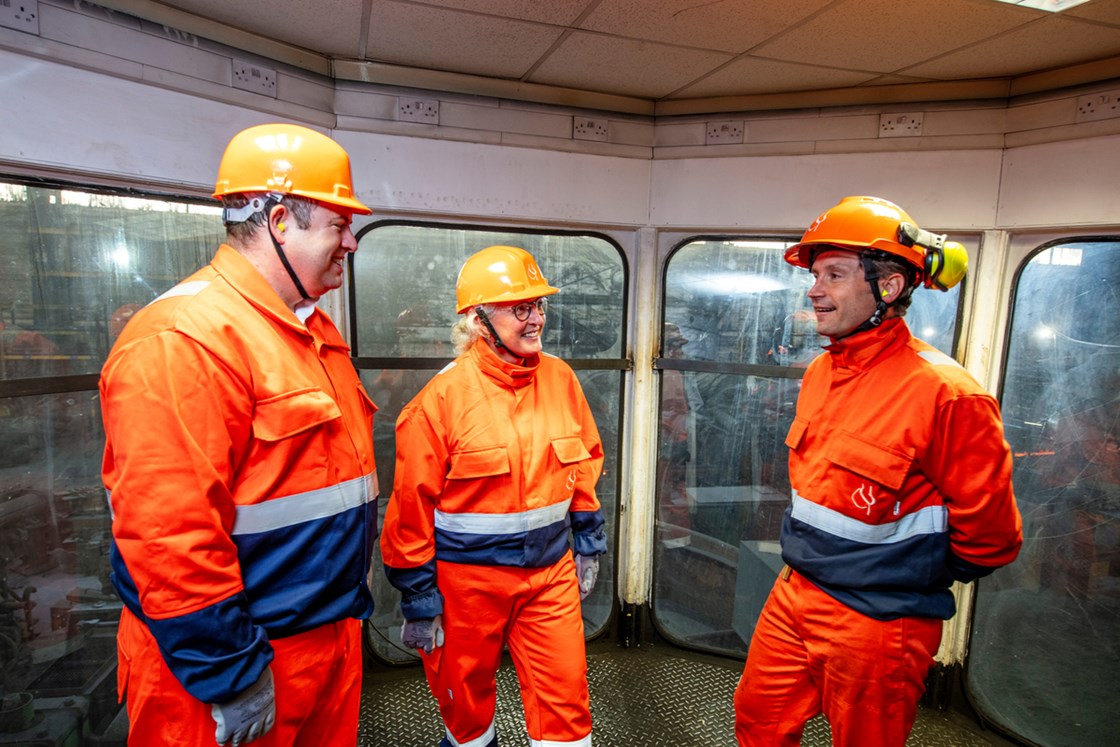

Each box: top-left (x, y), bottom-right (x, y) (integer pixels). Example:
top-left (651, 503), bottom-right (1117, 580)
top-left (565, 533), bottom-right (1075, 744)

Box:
top-left (735, 318), bottom-right (1023, 747)
top-left (381, 338), bottom-right (606, 747)
top-left (101, 245), bottom-right (378, 746)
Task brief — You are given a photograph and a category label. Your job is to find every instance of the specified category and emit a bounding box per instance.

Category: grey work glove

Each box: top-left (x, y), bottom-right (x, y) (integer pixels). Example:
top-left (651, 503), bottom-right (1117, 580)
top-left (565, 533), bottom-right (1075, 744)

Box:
top-left (402, 614), bottom-right (444, 654)
top-left (575, 554), bottom-right (599, 600)
top-left (210, 667), bottom-right (276, 746)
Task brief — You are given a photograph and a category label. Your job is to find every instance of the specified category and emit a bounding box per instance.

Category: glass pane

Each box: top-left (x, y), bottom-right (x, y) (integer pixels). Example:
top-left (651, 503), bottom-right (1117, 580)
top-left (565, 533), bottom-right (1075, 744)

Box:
top-left (0, 182), bottom-right (222, 378)
top-left (969, 240), bottom-right (1120, 747)
top-left (353, 225), bottom-right (625, 360)
top-left (0, 179), bottom-right (225, 738)
top-left (353, 224), bottom-right (626, 662)
top-left (654, 237), bottom-right (963, 656)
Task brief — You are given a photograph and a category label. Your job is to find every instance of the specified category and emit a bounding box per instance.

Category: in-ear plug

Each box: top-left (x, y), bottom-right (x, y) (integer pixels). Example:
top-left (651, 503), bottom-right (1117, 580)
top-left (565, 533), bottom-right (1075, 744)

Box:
top-left (881, 288), bottom-right (890, 298)
top-left (277, 222), bottom-right (286, 232)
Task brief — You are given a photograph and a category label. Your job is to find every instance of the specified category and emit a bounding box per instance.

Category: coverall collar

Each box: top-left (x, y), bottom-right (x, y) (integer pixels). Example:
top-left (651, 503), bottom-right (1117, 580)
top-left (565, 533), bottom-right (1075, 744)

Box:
top-left (212, 244), bottom-right (325, 337)
top-left (470, 337), bottom-right (539, 389)
top-left (824, 317), bottom-right (910, 374)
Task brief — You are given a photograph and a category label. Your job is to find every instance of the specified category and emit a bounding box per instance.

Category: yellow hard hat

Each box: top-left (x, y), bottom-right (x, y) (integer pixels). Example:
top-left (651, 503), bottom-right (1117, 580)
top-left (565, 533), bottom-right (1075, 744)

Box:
top-left (455, 246), bottom-right (559, 314)
top-left (213, 123), bottom-right (371, 215)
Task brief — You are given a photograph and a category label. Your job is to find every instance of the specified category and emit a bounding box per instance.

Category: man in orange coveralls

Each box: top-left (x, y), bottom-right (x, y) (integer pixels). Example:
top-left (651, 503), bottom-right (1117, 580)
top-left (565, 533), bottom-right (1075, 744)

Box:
top-left (734, 196), bottom-right (1023, 747)
top-left (100, 123), bottom-right (378, 747)
top-left (380, 245), bottom-right (606, 747)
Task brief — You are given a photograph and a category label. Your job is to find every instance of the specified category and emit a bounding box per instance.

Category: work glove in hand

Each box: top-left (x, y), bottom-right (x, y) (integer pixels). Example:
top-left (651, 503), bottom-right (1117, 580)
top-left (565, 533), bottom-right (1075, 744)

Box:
top-left (575, 554), bottom-right (599, 600)
top-left (211, 667), bottom-right (276, 746)
top-left (402, 614), bottom-right (444, 653)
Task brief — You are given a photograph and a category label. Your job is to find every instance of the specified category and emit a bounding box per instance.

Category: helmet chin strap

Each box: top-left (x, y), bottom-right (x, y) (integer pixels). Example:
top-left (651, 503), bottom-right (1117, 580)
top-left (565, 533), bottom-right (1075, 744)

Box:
top-left (267, 203), bottom-right (312, 302)
top-left (858, 253), bottom-right (889, 332)
top-left (475, 307), bottom-right (507, 351)
top-left (475, 308), bottom-right (529, 365)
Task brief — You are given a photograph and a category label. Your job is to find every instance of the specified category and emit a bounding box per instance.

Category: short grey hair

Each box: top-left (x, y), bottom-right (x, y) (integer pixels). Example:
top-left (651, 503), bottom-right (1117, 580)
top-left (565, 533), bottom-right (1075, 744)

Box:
top-left (222, 193), bottom-right (317, 242)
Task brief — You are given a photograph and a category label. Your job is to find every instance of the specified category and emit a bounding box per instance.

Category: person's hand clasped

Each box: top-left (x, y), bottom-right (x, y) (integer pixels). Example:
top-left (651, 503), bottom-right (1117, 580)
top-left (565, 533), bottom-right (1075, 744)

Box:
top-left (402, 615), bottom-right (445, 654)
top-left (575, 554), bottom-right (599, 600)
top-left (211, 667), bottom-right (276, 746)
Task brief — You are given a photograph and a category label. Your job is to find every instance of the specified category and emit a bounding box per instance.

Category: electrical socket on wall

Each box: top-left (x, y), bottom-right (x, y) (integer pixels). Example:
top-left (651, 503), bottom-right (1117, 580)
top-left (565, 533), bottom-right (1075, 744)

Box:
top-left (231, 60), bottom-right (277, 98)
top-left (1076, 90), bottom-right (1120, 122)
top-left (0, 0), bottom-right (39, 34)
top-left (398, 99), bottom-right (439, 124)
top-left (879, 112), bottom-right (924, 137)
top-left (706, 121), bottom-right (744, 145)
top-left (573, 116), bottom-right (609, 142)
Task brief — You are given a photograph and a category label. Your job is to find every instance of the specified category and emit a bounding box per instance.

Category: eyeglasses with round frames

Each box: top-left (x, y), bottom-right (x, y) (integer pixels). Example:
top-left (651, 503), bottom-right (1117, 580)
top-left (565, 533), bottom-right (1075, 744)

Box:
top-left (503, 298), bottom-right (549, 321)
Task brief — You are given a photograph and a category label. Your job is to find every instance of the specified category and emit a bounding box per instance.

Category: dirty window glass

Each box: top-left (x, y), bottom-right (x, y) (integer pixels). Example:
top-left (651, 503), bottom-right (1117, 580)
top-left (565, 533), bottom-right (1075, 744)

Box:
top-left (969, 240), bottom-right (1120, 747)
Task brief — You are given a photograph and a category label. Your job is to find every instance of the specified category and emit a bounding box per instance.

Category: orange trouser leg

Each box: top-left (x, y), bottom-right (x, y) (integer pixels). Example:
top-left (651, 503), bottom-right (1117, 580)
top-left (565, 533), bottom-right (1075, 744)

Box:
top-left (422, 555), bottom-right (592, 747)
top-left (119, 609), bottom-right (361, 746)
top-left (735, 569), bottom-right (942, 747)
top-left (505, 553), bottom-right (591, 744)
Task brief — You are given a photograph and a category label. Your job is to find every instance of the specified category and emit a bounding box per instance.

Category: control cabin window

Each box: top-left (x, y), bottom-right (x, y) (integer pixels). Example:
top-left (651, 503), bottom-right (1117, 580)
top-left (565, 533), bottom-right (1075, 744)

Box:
top-left (970, 239), bottom-right (1119, 747)
top-left (351, 224), bottom-right (626, 663)
top-left (0, 178), bottom-right (223, 734)
top-left (654, 237), bottom-right (962, 656)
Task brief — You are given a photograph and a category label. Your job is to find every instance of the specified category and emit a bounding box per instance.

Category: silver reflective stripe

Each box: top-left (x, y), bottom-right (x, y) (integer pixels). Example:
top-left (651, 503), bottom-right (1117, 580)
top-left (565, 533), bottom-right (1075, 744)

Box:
top-left (531, 735), bottom-right (592, 747)
top-left (232, 473), bottom-right (378, 536)
top-left (918, 349), bottom-right (963, 369)
top-left (447, 720), bottom-right (496, 747)
top-left (790, 489), bottom-right (947, 544)
top-left (105, 488), bottom-right (114, 521)
top-left (155, 279), bottom-right (209, 301)
top-left (435, 499), bottom-right (572, 535)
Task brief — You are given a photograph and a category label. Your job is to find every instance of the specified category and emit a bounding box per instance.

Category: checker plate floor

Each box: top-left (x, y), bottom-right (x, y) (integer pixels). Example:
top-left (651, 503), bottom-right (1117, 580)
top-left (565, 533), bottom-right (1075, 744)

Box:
top-left (358, 644), bottom-right (1017, 746)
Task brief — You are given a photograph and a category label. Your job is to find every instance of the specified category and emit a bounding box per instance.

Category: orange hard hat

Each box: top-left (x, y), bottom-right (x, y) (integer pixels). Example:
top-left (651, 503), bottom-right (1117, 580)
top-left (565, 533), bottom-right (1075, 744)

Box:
top-left (212, 123), bottom-right (371, 215)
top-left (785, 196), bottom-right (923, 270)
top-left (455, 245), bottom-right (559, 314)
top-left (785, 195), bottom-right (967, 291)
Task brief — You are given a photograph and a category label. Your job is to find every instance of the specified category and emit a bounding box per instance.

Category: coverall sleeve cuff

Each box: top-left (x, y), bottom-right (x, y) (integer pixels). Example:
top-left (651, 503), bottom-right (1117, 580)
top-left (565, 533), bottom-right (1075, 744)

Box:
top-left (145, 592), bottom-right (274, 704)
top-left (947, 550), bottom-right (999, 583)
top-left (400, 588), bottom-right (444, 620)
top-left (573, 528), bottom-right (607, 557)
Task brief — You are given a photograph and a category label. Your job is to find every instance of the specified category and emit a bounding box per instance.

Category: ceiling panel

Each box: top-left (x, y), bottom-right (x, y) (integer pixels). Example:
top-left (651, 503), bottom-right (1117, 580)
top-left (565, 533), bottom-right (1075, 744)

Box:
top-left (158, 0), bottom-right (368, 58)
top-left (396, 0), bottom-right (594, 26)
top-left (528, 31), bottom-right (733, 99)
top-left (365, 2), bottom-right (565, 78)
top-left (752, 0), bottom-right (1040, 74)
top-left (100, 0), bottom-right (1120, 114)
top-left (668, 57), bottom-right (879, 100)
top-left (578, 0), bottom-right (834, 54)
top-left (904, 15), bottom-right (1120, 80)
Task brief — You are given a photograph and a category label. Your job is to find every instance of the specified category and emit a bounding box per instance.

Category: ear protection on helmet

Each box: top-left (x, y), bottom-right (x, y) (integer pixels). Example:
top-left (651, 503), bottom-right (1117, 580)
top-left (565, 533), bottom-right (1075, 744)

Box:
top-left (897, 222), bottom-right (968, 291)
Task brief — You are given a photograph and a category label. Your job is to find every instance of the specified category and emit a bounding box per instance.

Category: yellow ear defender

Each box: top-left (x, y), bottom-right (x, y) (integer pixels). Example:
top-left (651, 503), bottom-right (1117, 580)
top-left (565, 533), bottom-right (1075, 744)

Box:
top-left (897, 222), bottom-right (968, 291)
top-left (277, 222), bottom-right (286, 232)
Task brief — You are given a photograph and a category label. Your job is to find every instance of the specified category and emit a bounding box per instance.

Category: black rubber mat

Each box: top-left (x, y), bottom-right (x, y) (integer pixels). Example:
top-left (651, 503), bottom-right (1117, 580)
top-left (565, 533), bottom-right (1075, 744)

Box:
top-left (358, 644), bottom-right (1016, 746)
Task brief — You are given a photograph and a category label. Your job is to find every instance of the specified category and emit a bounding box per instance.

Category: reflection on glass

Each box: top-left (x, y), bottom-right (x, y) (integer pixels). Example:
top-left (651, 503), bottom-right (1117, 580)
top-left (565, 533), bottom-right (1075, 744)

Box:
top-left (653, 238), bottom-right (963, 656)
top-left (970, 241), bottom-right (1120, 747)
top-left (0, 179), bottom-right (224, 739)
top-left (0, 182), bottom-right (221, 379)
top-left (353, 225), bottom-right (625, 360)
top-left (352, 225), bottom-right (626, 662)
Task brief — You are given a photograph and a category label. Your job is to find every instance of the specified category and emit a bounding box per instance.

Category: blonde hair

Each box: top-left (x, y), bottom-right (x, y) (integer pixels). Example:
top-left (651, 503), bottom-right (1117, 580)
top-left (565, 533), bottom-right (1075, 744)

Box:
top-left (451, 306), bottom-right (493, 355)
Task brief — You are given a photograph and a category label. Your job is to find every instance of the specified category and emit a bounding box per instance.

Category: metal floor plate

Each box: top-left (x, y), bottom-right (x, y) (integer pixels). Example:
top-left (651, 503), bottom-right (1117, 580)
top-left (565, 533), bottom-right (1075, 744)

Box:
top-left (359, 644), bottom-right (1015, 746)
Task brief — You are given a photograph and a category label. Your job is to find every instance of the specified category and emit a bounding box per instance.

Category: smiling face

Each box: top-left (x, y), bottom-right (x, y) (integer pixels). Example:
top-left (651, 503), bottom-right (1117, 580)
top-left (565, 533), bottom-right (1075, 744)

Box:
top-left (482, 298), bottom-right (547, 362)
top-left (807, 249), bottom-right (879, 339)
top-left (284, 202), bottom-right (358, 299)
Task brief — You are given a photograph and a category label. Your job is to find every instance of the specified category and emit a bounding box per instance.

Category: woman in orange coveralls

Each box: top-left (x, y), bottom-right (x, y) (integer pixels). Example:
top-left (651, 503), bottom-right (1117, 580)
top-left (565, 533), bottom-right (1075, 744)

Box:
top-left (380, 245), bottom-right (606, 747)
